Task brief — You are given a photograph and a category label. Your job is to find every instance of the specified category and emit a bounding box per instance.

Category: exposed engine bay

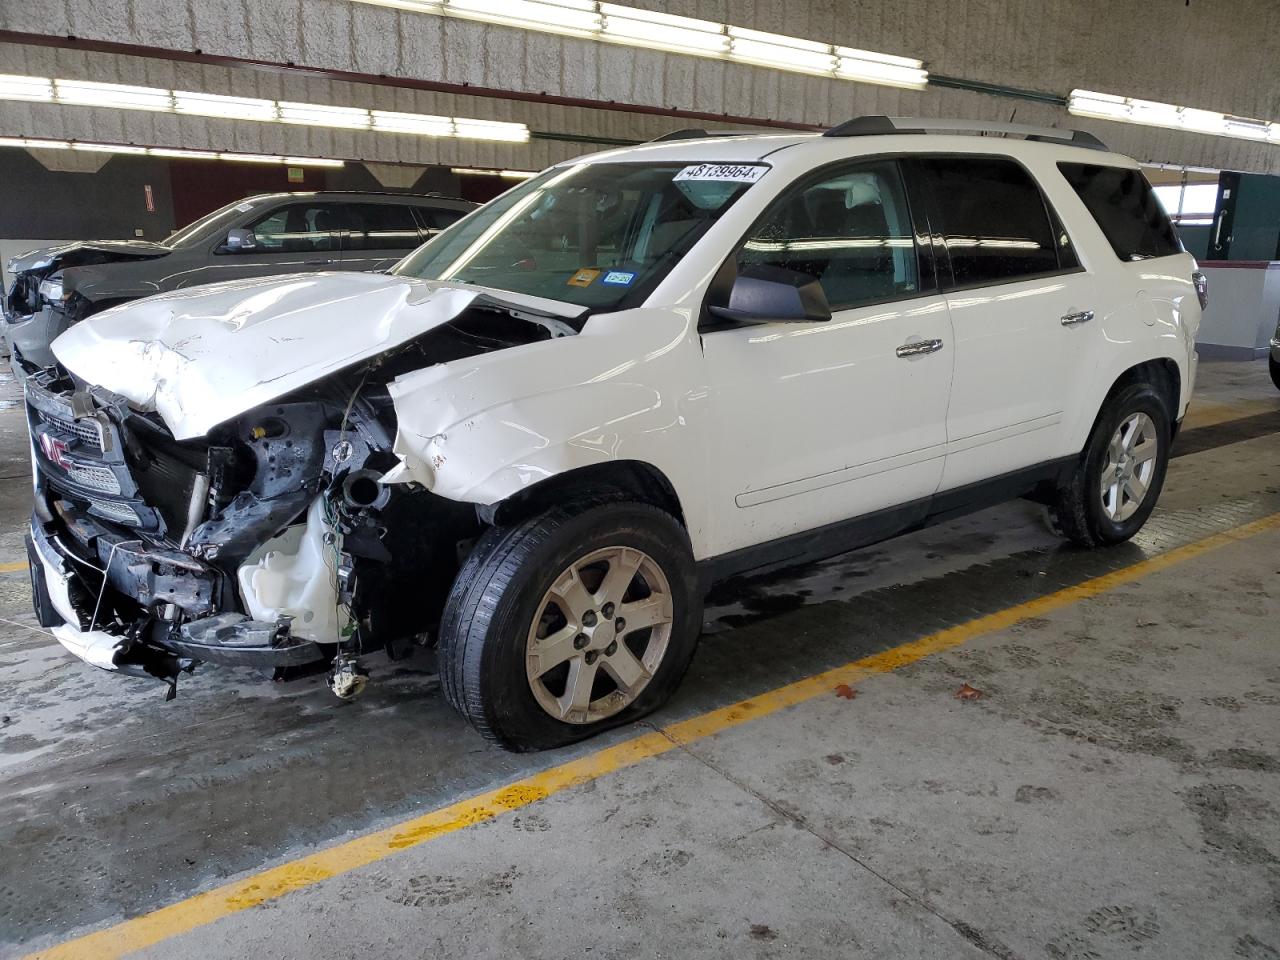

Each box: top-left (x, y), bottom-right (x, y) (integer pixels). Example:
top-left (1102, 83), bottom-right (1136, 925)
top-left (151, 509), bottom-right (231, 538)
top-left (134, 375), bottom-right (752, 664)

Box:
top-left (26, 299), bottom-right (576, 699)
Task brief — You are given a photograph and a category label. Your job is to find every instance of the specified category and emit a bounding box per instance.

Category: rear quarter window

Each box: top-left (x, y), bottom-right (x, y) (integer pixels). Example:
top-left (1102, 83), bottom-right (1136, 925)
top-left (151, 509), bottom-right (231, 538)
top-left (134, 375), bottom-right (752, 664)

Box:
top-left (1057, 163), bottom-right (1183, 261)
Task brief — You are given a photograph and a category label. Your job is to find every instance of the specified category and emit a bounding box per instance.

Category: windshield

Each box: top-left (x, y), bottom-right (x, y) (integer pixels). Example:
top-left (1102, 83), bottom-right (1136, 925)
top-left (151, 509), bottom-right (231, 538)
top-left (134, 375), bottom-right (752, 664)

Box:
top-left (393, 162), bottom-right (766, 309)
top-left (164, 196), bottom-right (275, 248)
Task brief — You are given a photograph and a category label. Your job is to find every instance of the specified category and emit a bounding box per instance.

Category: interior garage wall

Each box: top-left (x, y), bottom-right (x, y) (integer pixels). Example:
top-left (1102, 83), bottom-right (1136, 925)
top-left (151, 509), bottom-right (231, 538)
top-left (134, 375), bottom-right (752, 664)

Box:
top-left (0, 147), bottom-right (176, 240)
top-left (2, 0), bottom-right (1278, 174)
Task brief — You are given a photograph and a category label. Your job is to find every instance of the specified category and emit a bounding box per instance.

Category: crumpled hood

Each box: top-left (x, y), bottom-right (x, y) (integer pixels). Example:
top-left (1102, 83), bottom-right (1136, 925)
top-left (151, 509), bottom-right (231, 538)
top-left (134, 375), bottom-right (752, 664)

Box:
top-left (6, 240), bottom-right (170, 275)
top-left (52, 271), bottom-right (581, 440)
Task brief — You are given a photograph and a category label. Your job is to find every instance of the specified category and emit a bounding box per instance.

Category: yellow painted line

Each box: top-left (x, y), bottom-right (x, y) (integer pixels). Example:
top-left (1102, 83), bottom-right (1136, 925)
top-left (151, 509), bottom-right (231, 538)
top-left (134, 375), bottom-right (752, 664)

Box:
top-left (25, 511), bottom-right (1280, 960)
top-left (0, 560), bottom-right (28, 573)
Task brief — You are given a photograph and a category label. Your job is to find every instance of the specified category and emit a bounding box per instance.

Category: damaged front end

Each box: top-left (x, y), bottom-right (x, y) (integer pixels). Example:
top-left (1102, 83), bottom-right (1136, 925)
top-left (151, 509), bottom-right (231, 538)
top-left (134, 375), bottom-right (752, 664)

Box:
top-left (4, 241), bottom-right (170, 373)
top-left (27, 288), bottom-right (573, 698)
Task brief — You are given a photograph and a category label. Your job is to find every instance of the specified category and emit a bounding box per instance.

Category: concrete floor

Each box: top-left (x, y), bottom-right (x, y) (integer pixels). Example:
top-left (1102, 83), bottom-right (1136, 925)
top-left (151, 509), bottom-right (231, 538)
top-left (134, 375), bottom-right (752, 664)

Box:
top-left (1, 359), bottom-right (1279, 959)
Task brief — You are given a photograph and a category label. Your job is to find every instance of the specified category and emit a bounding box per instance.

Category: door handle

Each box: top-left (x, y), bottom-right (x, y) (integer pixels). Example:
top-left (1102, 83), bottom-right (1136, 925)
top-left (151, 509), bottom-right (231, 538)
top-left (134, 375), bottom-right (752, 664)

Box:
top-left (1060, 310), bottom-right (1094, 326)
top-left (895, 338), bottom-right (944, 358)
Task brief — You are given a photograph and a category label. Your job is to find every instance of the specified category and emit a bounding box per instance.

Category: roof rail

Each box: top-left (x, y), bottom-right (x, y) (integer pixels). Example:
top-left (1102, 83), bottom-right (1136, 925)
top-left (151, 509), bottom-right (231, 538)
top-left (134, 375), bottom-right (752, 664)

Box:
top-left (648, 128), bottom-right (757, 143)
top-left (823, 116), bottom-right (1108, 150)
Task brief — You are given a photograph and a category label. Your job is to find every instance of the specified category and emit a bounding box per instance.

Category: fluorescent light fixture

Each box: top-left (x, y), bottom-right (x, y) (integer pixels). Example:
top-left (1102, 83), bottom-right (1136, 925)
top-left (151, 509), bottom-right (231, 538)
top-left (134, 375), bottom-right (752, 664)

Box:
top-left (149, 147), bottom-right (221, 159)
top-left (449, 0), bottom-right (599, 32)
top-left (1224, 117), bottom-right (1270, 141)
top-left (278, 101), bottom-right (371, 129)
top-left (452, 166), bottom-right (537, 178)
top-left (836, 48), bottom-right (927, 89)
top-left (601, 4), bottom-right (728, 53)
top-left (452, 119), bottom-right (532, 142)
top-left (0, 135), bottom-right (345, 165)
top-left (54, 79), bottom-right (173, 111)
top-left (1070, 89), bottom-right (1280, 147)
top-left (0, 136), bottom-right (69, 149)
top-left (0, 72), bottom-right (531, 144)
top-left (281, 156), bottom-right (345, 167)
top-left (0, 74), bottom-right (54, 101)
top-left (174, 90), bottom-right (278, 121)
top-left (371, 110), bottom-right (455, 136)
top-left (728, 29), bottom-right (836, 74)
top-left (72, 141), bottom-right (149, 154)
top-left (351, 0), bottom-right (928, 91)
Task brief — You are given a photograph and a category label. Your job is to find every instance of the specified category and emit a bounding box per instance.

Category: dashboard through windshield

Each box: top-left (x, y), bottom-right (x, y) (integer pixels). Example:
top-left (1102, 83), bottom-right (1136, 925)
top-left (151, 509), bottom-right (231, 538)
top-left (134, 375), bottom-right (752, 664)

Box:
top-left (394, 161), bottom-right (766, 310)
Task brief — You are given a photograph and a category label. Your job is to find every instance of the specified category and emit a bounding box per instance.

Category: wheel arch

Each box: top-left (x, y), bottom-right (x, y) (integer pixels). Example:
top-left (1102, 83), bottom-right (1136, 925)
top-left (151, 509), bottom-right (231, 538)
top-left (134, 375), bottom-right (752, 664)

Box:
top-left (481, 459), bottom-right (687, 530)
top-left (1108, 358), bottom-right (1182, 428)
top-left (1070, 354), bottom-right (1186, 454)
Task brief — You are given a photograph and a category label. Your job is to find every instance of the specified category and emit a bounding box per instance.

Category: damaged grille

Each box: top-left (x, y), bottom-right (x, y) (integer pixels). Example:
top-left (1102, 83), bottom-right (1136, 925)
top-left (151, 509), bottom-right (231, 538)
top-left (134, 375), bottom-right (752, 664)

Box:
top-left (62, 462), bottom-right (122, 494)
top-left (27, 377), bottom-right (207, 542)
top-left (83, 496), bottom-right (141, 526)
top-left (40, 410), bottom-right (104, 449)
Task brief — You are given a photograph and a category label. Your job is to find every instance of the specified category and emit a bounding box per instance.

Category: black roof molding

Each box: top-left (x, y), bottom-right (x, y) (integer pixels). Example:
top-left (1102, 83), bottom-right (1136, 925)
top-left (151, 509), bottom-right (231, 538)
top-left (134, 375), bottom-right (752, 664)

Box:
top-left (824, 116), bottom-right (1108, 151)
top-left (648, 128), bottom-right (761, 142)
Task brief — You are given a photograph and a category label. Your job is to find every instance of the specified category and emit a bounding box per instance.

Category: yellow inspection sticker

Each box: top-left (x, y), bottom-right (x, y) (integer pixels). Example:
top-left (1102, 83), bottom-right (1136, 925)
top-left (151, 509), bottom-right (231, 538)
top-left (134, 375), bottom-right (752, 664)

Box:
top-left (567, 268), bottom-right (601, 287)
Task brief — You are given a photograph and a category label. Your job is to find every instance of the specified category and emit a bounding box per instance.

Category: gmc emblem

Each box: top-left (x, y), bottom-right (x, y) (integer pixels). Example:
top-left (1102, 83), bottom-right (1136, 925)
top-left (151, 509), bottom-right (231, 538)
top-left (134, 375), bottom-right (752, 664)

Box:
top-left (39, 432), bottom-right (70, 469)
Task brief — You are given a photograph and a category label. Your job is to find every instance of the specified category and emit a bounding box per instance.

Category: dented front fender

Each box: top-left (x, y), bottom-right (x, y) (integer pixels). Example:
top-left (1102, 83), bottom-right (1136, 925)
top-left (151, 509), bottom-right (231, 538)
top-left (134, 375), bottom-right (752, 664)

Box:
top-left (383, 307), bottom-right (710, 541)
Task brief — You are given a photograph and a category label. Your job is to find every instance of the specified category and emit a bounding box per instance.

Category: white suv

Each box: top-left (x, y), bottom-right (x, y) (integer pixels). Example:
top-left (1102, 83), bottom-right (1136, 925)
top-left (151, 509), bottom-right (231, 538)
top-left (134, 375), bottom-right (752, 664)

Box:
top-left (26, 117), bottom-right (1202, 750)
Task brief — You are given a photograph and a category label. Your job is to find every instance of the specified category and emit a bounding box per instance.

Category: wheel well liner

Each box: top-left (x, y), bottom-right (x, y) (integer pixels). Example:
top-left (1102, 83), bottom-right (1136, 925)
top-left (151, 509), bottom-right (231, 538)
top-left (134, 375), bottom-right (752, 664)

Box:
top-left (483, 460), bottom-right (686, 529)
top-left (1107, 358), bottom-right (1182, 433)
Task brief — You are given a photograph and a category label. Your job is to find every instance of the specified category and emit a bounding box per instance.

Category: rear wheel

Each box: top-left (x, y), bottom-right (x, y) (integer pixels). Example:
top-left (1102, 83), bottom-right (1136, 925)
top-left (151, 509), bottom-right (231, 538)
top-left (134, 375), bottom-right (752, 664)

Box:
top-left (439, 500), bottom-right (701, 751)
top-left (1048, 382), bottom-right (1171, 547)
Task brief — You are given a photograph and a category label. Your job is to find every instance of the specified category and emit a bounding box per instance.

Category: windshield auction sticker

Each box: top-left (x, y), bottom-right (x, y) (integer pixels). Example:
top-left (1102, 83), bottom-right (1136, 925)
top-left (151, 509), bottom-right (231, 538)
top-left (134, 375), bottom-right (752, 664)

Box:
top-left (568, 268), bottom-right (601, 288)
top-left (673, 164), bottom-right (767, 183)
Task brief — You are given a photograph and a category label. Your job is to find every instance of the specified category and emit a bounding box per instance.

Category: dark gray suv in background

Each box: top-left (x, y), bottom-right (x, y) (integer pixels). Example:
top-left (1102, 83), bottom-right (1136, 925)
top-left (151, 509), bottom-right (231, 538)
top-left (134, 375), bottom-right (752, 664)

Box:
top-left (3, 190), bottom-right (476, 371)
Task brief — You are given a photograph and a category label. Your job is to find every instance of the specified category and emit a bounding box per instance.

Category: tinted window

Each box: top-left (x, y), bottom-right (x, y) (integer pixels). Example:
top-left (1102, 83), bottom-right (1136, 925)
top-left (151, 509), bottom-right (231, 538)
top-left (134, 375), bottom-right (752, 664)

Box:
top-left (736, 160), bottom-right (919, 310)
top-left (1058, 163), bottom-right (1183, 261)
top-left (344, 203), bottom-right (423, 251)
top-left (919, 157), bottom-right (1060, 286)
top-left (245, 203), bottom-right (342, 253)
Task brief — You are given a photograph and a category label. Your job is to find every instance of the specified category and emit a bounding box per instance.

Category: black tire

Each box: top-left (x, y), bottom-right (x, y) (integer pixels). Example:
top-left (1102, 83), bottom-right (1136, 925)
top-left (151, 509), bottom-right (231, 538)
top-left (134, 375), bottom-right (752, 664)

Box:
top-left (1048, 381), bottom-right (1171, 547)
top-left (439, 500), bottom-right (702, 751)
top-left (1269, 355), bottom-right (1280, 392)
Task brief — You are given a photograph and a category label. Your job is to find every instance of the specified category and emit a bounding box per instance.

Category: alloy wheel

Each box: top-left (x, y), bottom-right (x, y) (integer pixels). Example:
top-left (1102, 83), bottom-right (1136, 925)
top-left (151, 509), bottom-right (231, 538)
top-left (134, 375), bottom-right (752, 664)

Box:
top-left (525, 546), bottom-right (674, 724)
top-left (1100, 411), bottom-right (1159, 522)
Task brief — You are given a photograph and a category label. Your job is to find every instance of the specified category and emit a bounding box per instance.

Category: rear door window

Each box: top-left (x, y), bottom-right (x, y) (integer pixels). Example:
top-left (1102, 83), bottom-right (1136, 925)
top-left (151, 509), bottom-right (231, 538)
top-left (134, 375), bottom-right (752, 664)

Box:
top-left (1057, 163), bottom-right (1183, 261)
top-left (736, 159), bottom-right (920, 310)
top-left (343, 203), bottom-right (424, 251)
top-left (917, 157), bottom-right (1063, 287)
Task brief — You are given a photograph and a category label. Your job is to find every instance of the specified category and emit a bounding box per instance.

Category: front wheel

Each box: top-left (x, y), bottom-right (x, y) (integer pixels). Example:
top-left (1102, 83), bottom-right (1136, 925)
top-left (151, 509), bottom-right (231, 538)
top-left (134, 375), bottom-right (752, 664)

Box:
top-left (439, 500), bottom-right (702, 751)
top-left (1269, 355), bottom-right (1280, 391)
top-left (1048, 382), bottom-right (1171, 547)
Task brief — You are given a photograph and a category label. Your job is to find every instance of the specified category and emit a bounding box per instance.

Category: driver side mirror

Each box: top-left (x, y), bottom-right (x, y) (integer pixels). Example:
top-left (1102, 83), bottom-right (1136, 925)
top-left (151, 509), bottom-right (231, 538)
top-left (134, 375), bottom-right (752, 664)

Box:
top-left (706, 264), bottom-right (831, 325)
top-left (224, 227), bottom-right (257, 253)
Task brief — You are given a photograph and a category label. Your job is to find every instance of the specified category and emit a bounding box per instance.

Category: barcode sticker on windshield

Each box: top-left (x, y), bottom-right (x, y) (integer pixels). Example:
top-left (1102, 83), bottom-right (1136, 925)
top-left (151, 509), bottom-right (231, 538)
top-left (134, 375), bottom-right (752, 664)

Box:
top-left (673, 164), bottom-right (767, 184)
